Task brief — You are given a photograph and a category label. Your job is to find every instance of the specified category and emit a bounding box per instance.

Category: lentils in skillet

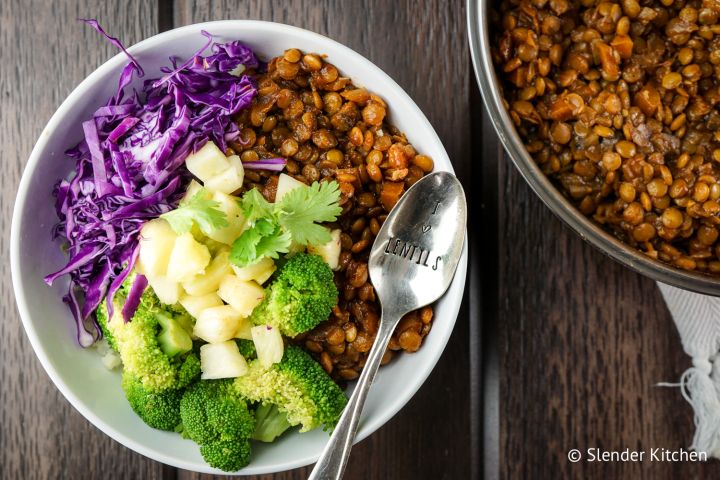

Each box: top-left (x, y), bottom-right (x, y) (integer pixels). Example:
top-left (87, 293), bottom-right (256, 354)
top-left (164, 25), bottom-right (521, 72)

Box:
top-left (493, 0), bottom-right (720, 272)
top-left (228, 49), bottom-right (436, 382)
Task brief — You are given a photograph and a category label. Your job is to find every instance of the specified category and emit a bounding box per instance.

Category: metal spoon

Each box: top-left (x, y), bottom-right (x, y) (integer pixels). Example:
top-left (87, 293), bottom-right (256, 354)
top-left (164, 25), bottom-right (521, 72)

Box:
top-left (308, 171), bottom-right (467, 480)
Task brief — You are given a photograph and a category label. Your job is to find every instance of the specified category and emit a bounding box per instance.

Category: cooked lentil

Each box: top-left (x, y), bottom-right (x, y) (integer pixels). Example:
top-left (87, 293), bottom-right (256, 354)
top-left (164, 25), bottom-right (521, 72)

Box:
top-left (231, 49), bottom-right (435, 382)
top-left (493, 0), bottom-right (720, 272)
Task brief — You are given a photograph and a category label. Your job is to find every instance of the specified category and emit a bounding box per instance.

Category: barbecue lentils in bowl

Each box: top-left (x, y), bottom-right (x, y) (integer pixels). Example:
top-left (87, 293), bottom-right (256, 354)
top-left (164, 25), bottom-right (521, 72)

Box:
top-left (228, 49), bottom-right (435, 382)
top-left (493, 0), bottom-right (720, 272)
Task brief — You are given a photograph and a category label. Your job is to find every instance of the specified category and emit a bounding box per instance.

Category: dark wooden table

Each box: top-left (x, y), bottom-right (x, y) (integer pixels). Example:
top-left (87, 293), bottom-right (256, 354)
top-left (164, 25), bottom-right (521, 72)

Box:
top-left (3, 1), bottom-right (720, 479)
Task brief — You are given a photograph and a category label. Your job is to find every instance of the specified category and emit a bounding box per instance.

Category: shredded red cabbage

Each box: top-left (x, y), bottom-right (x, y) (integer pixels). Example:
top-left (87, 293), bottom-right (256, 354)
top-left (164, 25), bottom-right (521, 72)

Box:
top-left (241, 157), bottom-right (287, 172)
top-left (45, 21), bottom-right (259, 346)
top-left (121, 274), bottom-right (149, 324)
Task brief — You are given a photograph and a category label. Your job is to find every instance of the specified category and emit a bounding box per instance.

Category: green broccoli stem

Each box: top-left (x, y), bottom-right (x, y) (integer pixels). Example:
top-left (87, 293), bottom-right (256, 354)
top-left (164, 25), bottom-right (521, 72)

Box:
top-left (252, 403), bottom-right (292, 442)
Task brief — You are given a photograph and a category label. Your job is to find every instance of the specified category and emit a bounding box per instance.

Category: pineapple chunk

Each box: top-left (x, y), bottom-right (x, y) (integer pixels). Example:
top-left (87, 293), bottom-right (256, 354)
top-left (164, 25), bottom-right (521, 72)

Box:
top-left (200, 341), bottom-right (248, 379)
top-left (275, 173), bottom-right (305, 202)
top-left (182, 179), bottom-right (210, 203)
top-left (204, 167), bottom-right (243, 195)
top-left (288, 240), bottom-right (306, 254)
top-left (193, 305), bottom-right (243, 343)
top-left (182, 181), bottom-right (213, 242)
top-left (166, 232), bottom-right (211, 282)
top-left (188, 223), bottom-right (208, 243)
top-left (146, 274), bottom-right (182, 305)
top-left (182, 248), bottom-right (232, 295)
top-left (307, 228), bottom-right (342, 270)
top-left (218, 275), bottom-right (265, 317)
top-left (206, 191), bottom-right (246, 244)
top-left (179, 292), bottom-right (223, 319)
top-left (231, 257), bottom-right (276, 285)
top-left (251, 325), bottom-right (284, 368)
top-left (234, 317), bottom-right (253, 340)
top-left (185, 141), bottom-right (230, 182)
top-left (138, 219), bottom-right (178, 277)
top-left (203, 238), bottom-right (227, 255)
top-left (204, 156), bottom-right (244, 194)
top-left (228, 154), bottom-right (245, 179)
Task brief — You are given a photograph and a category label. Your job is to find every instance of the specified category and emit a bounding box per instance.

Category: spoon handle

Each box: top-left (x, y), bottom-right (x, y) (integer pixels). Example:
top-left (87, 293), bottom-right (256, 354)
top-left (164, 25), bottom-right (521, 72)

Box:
top-left (308, 311), bottom-right (401, 480)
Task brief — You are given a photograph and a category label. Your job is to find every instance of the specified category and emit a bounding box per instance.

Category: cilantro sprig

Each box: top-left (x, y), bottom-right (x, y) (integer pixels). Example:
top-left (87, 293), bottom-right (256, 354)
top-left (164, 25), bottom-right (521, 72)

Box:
top-left (230, 181), bottom-right (342, 267)
top-left (161, 188), bottom-right (229, 235)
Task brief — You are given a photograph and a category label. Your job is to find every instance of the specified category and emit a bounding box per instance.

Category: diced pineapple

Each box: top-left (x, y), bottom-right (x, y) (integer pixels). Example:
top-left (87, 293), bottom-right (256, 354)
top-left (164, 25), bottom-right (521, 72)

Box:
top-left (193, 305), bottom-right (244, 343)
top-left (179, 292), bottom-right (223, 319)
top-left (181, 181), bottom-right (213, 242)
top-left (200, 341), bottom-right (249, 379)
top-left (218, 275), bottom-right (265, 317)
top-left (288, 240), bottom-right (306, 254)
top-left (146, 274), bottom-right (182, 305)
top-left (166, 232), bottom-right (211, 282)
top-left (204, 167), bottom-right (243, 195)
top-left (275, 173), bottom-right (305, 202)
top-left (182, 248), bottom-right (232, 295)
top-left (182, 179), bottom-right (210, 203)
top-left (228, 154), bottom-right (245, 179)
top-left (234, 317), bottom-right (253, 340)
top-left (229, 64), bottom-right (246, 77)
top-left (206, 191), bottom-right (246, 244)
top-left (138, 219), bottom-right (178, 277)
top-left (185, 141), bottom-right (230, 182)
top-left (188, 223), bottom-right (208, 243)
top-left (251, 325), bottom-right (284, 368)
top-left (204, 156), bottom-right (244, 194)
top-left (307, 228), bottom-right (342, 270)
top-left (231, 256), bottom-right (276, 285)
top-left (203, 238), bottom-right (226, 255)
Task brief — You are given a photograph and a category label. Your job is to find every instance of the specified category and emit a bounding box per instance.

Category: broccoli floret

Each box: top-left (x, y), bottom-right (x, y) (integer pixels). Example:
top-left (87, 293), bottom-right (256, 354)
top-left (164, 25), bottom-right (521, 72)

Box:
top-left (97, 273), bottom-right (159, 353)
top-left (177, 353), bottom-right (202, 387)
top-left (95, 302), bottom-right (117, 352)
top-left (180, 379), bottom-right (255, 472)
top-left (121, 371), bottom-right (182, 431)
top-left (234, 345), bottom-right (347, 432)
top-left (249, 253), bottom-right (337, 337)
top-left (103, 286), bottom-right (200, 392)
top-left (252, 403), bottom-right (292, 442)
top-left (235, 339), bottom-right (257, 359)
top-left (200, 441), bottom-right (252, 472)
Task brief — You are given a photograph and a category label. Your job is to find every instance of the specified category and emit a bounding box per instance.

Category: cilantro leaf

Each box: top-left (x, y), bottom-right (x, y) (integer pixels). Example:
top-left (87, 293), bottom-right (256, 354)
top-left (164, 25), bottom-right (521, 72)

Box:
top-left (161, 189), bottom-right (229, 235)
top-left (229, 180), bottom-right (341, 266)
top-left (230, 218), bottom-right (291, 267)
top-left (240, 188), bottom-right (273, 223)
top-left (255, 227), bottom-right (292, 259)
top-left (276, 181), bottom-right (342, 245)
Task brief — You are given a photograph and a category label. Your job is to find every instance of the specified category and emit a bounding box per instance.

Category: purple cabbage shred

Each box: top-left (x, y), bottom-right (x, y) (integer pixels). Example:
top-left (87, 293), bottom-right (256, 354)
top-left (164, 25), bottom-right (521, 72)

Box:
top-left (44, 20), bottom-right (259, 346)
top-left (241, 157), bottom-right (287, 172)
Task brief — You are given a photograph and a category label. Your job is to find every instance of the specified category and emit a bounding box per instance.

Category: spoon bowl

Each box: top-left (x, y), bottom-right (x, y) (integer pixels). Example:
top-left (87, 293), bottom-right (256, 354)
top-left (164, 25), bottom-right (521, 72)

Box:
top-left (369, 171), bottom-right (468, 314)
top-left (309, 171), bottom-right (467, 480)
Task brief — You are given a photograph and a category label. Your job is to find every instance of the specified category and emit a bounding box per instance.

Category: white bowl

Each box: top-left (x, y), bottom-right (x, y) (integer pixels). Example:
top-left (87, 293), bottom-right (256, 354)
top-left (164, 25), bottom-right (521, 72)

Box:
top-left (10, 20), bottom-right (468, 475)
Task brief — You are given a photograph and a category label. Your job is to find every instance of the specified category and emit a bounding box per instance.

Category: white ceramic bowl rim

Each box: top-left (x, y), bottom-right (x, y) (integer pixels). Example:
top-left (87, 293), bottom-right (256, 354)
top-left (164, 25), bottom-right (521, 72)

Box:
top-left (11, 20), bottom-right (468, 475)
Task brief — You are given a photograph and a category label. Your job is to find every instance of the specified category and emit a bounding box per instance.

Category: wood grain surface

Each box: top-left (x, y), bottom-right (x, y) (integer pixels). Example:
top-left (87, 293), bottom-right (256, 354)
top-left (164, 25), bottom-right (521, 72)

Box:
top-left (1, 3), bottom-right (173, 479)
top-left (1, 1), bottom-right (472, 479)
